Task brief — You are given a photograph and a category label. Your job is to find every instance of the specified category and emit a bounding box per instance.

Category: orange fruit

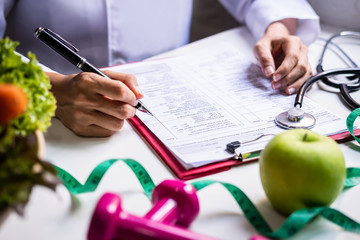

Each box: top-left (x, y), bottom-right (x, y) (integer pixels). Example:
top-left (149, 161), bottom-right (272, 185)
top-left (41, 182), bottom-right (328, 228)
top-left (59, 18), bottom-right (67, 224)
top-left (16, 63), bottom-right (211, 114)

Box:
top-left (0, 83), bottom-right (28, 125)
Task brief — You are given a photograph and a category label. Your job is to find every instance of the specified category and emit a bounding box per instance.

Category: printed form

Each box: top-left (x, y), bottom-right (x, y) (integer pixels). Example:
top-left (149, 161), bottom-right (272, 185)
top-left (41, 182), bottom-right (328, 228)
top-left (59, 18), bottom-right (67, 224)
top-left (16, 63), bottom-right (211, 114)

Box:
top-left (109, 44), bottom-right (346, 169)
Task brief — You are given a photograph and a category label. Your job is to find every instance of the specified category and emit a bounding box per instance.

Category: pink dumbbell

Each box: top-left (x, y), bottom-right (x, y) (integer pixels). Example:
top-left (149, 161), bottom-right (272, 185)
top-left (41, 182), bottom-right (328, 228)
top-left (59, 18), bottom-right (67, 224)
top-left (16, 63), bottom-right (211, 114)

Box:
top-left (87, 179), bottom-right (218, 240)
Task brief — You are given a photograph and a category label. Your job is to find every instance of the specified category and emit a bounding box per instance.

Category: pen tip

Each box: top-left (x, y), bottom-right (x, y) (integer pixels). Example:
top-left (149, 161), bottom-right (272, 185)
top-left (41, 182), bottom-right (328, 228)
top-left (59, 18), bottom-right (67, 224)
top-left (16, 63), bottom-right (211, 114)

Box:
top-left (135, 101), bottom-right (153, 116)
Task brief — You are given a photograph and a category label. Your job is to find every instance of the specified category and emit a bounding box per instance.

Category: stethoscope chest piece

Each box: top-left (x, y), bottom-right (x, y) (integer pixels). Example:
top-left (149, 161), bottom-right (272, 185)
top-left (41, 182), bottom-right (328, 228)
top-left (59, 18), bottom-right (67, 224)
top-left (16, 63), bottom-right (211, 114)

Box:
top-left (274, 31), bottom-right (360, 130)
top-left (275, 107), bottom-right (316, 129)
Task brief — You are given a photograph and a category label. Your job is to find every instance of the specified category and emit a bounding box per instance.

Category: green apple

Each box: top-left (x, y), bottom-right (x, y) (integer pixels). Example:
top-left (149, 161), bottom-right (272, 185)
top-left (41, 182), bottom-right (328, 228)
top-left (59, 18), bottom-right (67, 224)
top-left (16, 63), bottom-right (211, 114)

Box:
top-left (259, 129), bottom-right (346, 215)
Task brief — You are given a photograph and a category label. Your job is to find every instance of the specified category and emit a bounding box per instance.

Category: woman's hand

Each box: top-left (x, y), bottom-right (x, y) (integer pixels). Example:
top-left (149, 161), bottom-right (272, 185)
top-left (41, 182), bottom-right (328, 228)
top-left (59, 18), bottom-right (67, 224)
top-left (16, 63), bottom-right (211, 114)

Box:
top-left (254, 18), bottom-right (313, 95)
top-left (47, 70), bottom-right (143, 137)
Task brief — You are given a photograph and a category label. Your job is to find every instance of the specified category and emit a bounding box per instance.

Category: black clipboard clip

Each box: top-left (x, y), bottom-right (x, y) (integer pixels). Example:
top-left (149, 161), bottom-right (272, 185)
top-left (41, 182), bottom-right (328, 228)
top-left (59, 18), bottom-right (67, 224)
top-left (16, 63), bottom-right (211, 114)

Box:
top-left (226, 134), bottom-right (275, 161)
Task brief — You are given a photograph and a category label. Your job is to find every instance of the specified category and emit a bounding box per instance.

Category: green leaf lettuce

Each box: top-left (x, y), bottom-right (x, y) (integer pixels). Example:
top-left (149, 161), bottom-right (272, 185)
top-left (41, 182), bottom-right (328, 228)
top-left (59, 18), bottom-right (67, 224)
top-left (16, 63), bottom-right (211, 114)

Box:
top-left (0, 37), bottom-right (56, 136)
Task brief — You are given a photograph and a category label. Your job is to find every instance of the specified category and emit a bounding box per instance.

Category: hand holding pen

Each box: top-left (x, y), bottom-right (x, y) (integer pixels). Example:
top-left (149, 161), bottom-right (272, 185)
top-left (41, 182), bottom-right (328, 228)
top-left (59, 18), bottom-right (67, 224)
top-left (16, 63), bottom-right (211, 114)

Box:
top-left (35, 27), bottom-right (152, 137)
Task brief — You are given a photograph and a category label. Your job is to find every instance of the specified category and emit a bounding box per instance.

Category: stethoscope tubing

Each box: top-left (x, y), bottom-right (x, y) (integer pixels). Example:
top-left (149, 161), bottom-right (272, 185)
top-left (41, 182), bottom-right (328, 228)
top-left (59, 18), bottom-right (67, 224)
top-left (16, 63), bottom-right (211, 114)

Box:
top-left (339, 83), bottom-right (360, 109)
top-left (295, 67), bottom-right (360, 109)
top-left (316, 64), bottom-right (360, 90)
top-left (318, 31), bottom-right (360, 68)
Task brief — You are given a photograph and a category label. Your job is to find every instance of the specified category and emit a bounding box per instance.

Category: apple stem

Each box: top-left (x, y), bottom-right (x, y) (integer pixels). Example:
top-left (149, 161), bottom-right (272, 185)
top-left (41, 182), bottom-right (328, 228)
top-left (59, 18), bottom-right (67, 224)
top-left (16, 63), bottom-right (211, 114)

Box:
top-left (302, 133), bottom-right (308, 142)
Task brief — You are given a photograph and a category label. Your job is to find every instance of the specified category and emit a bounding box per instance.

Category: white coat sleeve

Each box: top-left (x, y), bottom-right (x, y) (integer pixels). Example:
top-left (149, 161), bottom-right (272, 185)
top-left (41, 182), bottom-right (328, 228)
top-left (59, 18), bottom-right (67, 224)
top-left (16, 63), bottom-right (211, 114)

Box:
top-left (218, 0), bottom-right (320, 45)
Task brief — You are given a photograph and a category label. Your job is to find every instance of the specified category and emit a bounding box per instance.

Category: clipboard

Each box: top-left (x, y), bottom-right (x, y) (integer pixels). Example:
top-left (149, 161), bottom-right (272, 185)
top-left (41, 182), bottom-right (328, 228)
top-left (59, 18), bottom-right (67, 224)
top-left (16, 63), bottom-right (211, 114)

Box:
top-left (129, 116), bottom-right (360, 180)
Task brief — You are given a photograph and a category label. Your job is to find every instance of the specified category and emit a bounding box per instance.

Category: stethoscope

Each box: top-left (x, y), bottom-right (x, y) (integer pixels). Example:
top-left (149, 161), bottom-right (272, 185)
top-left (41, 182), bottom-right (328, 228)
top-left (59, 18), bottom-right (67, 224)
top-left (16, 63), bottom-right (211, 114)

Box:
top-left (275, 31), bottom-right (360, 129)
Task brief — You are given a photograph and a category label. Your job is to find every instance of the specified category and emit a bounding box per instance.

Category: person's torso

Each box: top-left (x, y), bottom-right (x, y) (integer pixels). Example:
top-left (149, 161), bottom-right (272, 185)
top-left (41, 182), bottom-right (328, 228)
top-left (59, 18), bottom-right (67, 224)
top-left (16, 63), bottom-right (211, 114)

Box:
top-left (4, 0), bottom-right (192, 74)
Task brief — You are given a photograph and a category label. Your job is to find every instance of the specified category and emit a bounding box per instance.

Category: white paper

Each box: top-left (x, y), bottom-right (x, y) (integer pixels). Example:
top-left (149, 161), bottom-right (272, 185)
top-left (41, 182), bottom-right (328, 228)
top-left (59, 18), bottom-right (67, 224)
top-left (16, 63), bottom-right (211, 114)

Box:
top-left (108, 44), bottom-right (346, 169)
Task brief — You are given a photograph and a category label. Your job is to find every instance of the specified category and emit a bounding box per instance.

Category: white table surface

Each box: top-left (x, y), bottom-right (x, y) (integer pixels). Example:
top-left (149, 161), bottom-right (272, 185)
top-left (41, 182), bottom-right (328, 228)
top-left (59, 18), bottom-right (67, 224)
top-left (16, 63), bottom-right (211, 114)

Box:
top-left (1, 24), bottom-right (360, 240)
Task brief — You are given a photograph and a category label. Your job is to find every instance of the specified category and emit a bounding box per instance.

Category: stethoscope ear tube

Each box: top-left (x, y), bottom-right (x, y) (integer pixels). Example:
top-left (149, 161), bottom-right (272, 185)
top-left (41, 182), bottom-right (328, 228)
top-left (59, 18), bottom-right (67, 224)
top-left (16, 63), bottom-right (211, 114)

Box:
top-left (295, 67), bottom-right (360, 108)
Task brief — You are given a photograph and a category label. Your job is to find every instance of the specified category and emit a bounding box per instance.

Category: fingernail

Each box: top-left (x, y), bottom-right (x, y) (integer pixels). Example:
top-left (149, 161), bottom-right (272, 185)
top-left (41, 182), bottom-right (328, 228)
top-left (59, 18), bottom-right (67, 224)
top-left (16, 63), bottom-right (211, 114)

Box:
top-left (263, 66), bottom-right (275, 77)
top-left (133, 99), bottom-right (139, 107)
top-left (273, 74), bottom-right (282, 82)
top-left (287, 87), bottom-right (296, 95)
top-left (272, 82), bottom-right (281, 90)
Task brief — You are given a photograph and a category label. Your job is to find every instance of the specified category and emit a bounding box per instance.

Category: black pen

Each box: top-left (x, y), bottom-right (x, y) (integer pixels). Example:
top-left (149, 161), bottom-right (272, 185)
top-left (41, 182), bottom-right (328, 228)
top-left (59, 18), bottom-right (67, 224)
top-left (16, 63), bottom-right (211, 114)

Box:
top-left (34, 27), bottom-right (152, 116)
